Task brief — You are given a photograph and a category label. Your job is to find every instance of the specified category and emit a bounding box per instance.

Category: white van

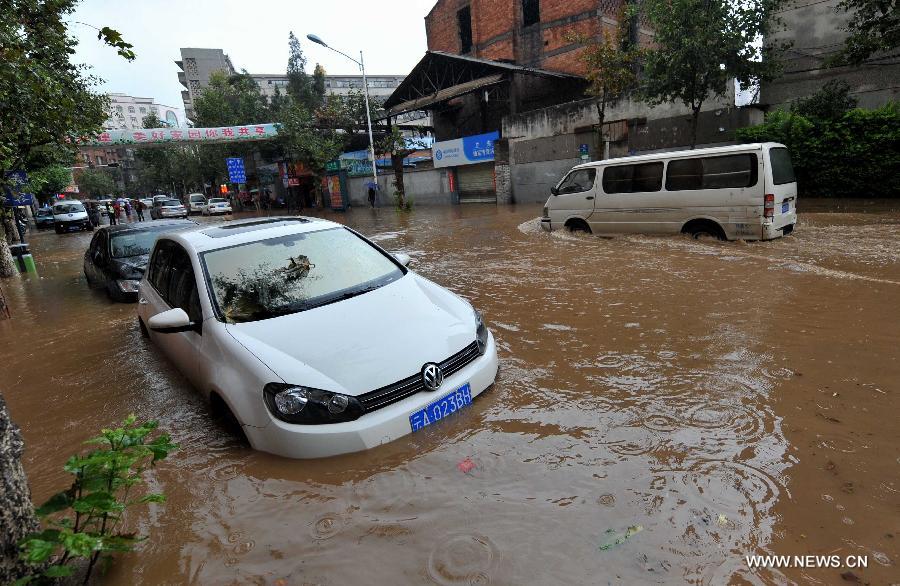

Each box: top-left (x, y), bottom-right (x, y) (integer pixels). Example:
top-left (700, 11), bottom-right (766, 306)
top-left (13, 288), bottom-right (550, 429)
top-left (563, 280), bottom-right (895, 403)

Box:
top-left (541, 142), bottom-right (797, 241)
top-left (187, 193), bottom-right (206, 214)
top-left (52, 200), bottom-right (92, 233)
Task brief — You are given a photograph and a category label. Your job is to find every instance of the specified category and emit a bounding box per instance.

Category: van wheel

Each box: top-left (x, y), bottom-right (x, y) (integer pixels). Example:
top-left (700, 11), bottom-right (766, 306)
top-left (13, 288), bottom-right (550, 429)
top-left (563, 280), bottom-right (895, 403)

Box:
top-left (682, 220), bottom-right (725, 241)
top-left (209, 392), bottom-right (250, 446)
top-left (565, 219), bottom-right (592, 234)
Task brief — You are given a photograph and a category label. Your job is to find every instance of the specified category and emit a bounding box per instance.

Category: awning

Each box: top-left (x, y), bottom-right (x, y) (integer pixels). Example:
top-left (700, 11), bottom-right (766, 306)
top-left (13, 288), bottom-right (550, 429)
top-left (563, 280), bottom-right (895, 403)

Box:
top-left (387, 73), bottom-right (504, 117)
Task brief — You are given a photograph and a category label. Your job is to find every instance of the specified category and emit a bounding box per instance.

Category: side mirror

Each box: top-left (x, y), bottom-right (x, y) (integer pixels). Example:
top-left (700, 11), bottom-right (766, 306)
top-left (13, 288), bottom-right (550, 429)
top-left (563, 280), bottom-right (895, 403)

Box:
top-left (394, 253), bottom-right (412, 267)
top-left (550, 186), bottom-right (559, 196)
top-left (148, 308), bottom-right (196, 334)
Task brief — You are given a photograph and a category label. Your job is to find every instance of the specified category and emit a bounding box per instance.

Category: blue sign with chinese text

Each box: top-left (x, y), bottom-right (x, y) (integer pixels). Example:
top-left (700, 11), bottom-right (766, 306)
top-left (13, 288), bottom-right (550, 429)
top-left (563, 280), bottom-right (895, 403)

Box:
top-left (432, 131), bottom-right (499, 168)
top-left (226, 157), bottom-right (246, 184)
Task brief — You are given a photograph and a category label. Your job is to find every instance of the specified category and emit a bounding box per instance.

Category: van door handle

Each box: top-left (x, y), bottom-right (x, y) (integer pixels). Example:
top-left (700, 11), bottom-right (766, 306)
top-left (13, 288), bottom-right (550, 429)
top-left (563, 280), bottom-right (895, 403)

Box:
top-left (586, 196), bottom-right (595, 200)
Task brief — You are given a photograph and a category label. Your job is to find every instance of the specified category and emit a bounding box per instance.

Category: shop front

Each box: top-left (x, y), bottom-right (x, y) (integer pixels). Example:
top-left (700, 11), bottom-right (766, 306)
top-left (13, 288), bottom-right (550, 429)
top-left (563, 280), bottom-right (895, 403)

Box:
top-left (432, 131), bottom-right (499, 204)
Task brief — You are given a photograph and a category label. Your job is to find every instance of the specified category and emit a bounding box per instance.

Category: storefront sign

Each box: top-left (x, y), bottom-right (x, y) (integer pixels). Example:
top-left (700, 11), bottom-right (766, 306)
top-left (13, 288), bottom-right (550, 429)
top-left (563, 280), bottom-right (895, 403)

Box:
top-left (432, 131), bottom-right (499, 169)
top-left (78, 123), bottom-right (281, 146)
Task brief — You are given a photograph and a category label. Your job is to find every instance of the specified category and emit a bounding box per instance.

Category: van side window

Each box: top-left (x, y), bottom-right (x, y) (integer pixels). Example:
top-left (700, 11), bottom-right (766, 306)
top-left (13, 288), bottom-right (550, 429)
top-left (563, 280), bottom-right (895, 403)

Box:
top-left (602, 162), bottom-right (664, 194)
top-left (557, 169), bottom-right (596, 194)
top-left (769, 148), bottom-right (796, 185)
top-left (148, 240), bottom-right (175, 295)
top-left (167, 246), bottom-right (201, 324)
top-left (666, 154), bottom-right (758, 191)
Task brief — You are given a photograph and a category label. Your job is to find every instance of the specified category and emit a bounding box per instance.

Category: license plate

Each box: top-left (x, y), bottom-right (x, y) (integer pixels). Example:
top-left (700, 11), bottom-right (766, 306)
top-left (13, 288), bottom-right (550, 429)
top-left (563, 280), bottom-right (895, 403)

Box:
top-left (782, 201), bottom-right (789, 214)
top-left (409, 383), bottom-right (472, 432)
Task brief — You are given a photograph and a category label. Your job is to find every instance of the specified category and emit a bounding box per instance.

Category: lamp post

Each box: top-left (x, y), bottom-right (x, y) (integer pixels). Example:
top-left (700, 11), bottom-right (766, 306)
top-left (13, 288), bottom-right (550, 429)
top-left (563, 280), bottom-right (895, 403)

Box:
top-left (307, 34), bottom-right (379, 195)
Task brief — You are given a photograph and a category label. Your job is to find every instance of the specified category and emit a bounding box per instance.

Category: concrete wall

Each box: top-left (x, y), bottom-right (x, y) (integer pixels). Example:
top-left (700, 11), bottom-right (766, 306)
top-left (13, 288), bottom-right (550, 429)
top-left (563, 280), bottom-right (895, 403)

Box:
top-left (762, 0), bottom-right (900, 109)
top-left (347, 168), bottom-right (453, 207)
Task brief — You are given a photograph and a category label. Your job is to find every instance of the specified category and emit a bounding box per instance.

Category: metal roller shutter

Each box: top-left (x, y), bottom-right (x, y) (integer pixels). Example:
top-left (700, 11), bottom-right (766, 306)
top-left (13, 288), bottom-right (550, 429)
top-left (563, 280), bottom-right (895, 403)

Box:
top-left (457, 163), bottom-right (496, 203)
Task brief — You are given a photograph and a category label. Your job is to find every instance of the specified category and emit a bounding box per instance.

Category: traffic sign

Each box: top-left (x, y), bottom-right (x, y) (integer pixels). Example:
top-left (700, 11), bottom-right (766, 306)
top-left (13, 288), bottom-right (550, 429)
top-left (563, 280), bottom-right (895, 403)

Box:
top-left (226, 157), bottom-right (246, 183)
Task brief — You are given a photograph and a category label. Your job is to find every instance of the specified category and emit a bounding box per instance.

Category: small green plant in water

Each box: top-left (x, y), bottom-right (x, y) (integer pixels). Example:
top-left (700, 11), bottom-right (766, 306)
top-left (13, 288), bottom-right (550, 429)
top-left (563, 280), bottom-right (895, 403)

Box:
top-left (16, 415), bottom-right (177, 585)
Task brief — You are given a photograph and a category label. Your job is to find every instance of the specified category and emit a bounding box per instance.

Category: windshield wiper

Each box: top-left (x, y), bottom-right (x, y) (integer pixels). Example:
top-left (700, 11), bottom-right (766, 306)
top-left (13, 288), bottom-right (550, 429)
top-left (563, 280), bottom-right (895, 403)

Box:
top-left (338, 285), bottom-right (381, 301)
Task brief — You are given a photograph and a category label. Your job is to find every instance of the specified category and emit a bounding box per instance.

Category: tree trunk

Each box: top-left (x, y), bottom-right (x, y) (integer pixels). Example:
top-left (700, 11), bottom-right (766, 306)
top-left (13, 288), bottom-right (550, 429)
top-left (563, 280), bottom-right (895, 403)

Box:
top-left (690, 103), bottom-right (702, 149)
top-left (0, 285), bottom-right (9, 320)
top-left (596, 99), bottom-right (607, 160)
top-left (391, 153), bottom-right (405, 209)
top-left (0, 220), bottom-right (17, 278)
top-left (0, 393), bottom-right (39, 583)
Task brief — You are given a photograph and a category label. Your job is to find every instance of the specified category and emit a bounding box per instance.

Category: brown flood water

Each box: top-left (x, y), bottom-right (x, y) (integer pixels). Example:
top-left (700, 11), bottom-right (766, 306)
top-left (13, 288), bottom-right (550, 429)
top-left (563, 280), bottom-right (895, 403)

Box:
top-left (1, 203), bottom-right (897, 585)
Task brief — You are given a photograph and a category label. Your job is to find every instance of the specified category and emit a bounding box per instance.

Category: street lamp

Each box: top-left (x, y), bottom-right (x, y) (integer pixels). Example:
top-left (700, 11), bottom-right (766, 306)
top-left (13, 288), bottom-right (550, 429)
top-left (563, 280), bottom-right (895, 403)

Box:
top-left (307, 33), bottom-right (379, 195)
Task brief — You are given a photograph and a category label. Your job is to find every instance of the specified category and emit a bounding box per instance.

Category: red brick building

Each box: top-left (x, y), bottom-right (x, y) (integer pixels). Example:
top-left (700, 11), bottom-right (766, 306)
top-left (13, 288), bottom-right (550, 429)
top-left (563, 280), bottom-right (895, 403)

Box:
top-left (425, 0), bottom-right (645, 76)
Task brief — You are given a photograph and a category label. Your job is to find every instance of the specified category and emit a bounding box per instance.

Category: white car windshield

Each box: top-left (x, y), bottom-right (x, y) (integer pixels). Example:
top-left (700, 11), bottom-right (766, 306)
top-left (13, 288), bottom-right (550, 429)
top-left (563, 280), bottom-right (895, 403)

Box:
top-left (55, 203), bottom-right (84, 214)
top-left (202, 227), bottom-right (404, 323)
top-left (162, 200), bottom-right (181, 207)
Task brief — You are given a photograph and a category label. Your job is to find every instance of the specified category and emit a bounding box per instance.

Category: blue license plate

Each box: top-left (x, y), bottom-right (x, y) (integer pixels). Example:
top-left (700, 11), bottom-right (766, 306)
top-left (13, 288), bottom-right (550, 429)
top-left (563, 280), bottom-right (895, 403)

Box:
top-left (782, 201), bottom-right (789, 214)
top-left (409, 383), bottom-right (472, 431)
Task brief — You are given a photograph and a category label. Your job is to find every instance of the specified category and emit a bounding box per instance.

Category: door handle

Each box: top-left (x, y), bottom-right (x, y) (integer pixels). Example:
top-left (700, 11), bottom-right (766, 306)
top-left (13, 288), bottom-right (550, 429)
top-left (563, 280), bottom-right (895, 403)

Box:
top-left (586, 196), bottom-right (595, 200)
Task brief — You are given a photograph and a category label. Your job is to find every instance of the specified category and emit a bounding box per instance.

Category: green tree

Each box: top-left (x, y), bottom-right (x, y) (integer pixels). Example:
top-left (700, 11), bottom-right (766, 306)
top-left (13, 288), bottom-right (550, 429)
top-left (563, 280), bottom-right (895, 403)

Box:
top-left (76, 168), bottom-right (116, 198)
top-left (641, 0), bottom-right (786, 148)
top-left (565, 4), bottom-right (642, 157)
top-left (24, 165), bottom-right (73, 205)
top-left (831, 0), bottom-right (899, 65)
top-left (378, 126), bottom-right (428, 210)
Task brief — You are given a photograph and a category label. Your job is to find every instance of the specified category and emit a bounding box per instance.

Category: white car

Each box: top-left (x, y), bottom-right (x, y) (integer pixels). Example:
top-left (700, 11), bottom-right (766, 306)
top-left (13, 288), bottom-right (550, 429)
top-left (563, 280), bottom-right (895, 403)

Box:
top-left (151, 199), bottom-right (188, 220)
top-left (187, 193), bottom-right (206, 214)
top-left (137, 217), bottom-right (498, 458)
top-left (201, 197), bottom-right (233, 216)
top-left (52, 200), bottom-right (92, 233)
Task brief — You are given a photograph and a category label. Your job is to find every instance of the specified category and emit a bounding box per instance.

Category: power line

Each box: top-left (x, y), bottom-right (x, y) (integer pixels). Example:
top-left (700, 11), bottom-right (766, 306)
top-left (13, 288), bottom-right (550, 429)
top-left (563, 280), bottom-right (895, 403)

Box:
top-left (774, 0), bottom-right (839, 13)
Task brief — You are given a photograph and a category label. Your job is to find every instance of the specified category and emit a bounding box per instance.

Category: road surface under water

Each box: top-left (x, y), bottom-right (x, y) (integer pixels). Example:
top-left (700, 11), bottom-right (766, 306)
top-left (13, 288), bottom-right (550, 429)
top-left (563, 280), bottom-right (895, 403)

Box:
top-left (1, 203), bottom-right (897, 585)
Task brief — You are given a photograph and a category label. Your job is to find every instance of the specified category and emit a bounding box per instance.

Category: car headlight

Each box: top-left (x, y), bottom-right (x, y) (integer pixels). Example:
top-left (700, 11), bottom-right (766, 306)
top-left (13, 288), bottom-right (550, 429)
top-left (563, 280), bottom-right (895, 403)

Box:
top-left (116, 279), bottom-right (141, 293)
top-left (474, 309), bottom-right (488, 355)
top-left (263, 383), bottom-right (364, 425)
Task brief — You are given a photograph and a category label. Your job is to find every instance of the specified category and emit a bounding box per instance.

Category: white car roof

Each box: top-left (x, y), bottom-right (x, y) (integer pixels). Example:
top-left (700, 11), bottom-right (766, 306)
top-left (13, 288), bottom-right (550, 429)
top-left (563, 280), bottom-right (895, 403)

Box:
top-left (167, 217), bottom-right (342, 254)
top-left (570, 142), bottom-right (782, 171)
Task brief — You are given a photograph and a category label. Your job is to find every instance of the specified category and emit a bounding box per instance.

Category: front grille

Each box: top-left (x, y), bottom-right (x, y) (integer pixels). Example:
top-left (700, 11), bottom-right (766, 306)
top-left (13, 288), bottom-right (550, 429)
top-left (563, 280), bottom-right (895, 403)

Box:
top-left (358, 341), bottom-right (481, 413)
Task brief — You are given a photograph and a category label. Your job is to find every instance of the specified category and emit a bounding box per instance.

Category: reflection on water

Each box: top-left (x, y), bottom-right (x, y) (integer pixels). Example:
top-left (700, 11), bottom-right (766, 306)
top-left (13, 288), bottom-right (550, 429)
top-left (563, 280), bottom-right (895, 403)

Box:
top-left (1, 204), bottom-right (897, 584)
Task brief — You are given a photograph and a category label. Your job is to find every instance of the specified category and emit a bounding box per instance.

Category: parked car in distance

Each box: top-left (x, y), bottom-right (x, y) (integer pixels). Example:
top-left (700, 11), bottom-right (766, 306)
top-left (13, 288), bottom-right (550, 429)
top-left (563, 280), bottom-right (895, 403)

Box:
top-left (84, 220), bottom-right (198, 301)
top-left (542, 142), bottom-right (798, 241)
top-left (137, 217), bottom-right (498, 458)
top-left (201, 197), bottom-right (233, 216)
top-left (34, 207), bottom-right (55, 230)
top-left (187, 193), bottom-right (206, 214)
top-left (140, 197), bottom-right (154, 208)
top-left (52, 200), bottom-right (92, 233)
top-left (152, 195), bottom-right (170, 206)
top-left (151, 199), bottom-right (188, 220)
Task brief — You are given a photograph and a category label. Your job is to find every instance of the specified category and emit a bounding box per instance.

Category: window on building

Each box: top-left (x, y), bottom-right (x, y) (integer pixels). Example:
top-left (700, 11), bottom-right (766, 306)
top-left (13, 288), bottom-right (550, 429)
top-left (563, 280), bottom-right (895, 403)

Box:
top-left (139, 107), bottom-right (146, 113)
top-left (458, 6), bottom-right (473, 53)
top-left (522, 0), bottom-right (540, 27)
top-left (665, 154), bottom-right (758, 191)
top-left (131, 116), bottom-right (138, 125)
top-left (602, 162), bottom-right (664, 194)
top-left (116, 105), bottom-right (123, 111)
top-left (128, 106), bottom-right (135, 113)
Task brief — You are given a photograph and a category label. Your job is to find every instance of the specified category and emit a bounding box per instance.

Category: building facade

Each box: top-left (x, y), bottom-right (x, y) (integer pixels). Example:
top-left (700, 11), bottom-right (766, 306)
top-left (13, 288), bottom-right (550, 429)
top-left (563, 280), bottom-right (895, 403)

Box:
top-left (104, 94), bottom-right (185, 131)
top-left (425, 0), bottom-right (652, 75)
top-left (176, 48), bottom-right (237, 121)
top-left (761, 0), bottom-right (900, 109)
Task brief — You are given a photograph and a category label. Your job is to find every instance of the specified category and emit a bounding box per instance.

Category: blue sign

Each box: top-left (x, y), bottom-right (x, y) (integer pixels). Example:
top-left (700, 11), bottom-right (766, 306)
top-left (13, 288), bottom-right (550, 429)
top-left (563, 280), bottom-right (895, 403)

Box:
top-left (3, 192), bottom-right (34, 207)
top-left (226, 157), bottom-right (246, 184)
top-left (432, 131), bottom-right (499, 169)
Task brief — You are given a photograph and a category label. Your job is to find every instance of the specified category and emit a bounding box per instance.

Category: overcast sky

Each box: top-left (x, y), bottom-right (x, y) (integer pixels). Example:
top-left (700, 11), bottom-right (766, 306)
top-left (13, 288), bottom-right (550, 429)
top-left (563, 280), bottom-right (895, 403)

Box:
top-left (70, 0), bottom-right (435, 111)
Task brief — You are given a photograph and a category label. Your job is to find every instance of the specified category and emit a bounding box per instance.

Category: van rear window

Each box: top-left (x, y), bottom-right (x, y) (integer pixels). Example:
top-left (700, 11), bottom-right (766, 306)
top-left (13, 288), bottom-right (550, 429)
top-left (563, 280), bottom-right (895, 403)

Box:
top-left (769, 148), bottom-right (796, 185)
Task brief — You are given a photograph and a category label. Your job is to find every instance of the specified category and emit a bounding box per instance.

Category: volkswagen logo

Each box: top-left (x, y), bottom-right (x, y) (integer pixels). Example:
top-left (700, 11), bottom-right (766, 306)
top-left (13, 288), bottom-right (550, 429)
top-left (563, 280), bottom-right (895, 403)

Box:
top-left (421, 363), bottom-right (444, 391)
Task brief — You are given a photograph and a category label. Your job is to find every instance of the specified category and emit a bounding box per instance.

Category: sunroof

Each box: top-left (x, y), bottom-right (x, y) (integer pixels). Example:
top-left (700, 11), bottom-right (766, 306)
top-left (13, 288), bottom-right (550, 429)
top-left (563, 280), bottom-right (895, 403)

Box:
top-left (201, 217), bottom-right (312, 238)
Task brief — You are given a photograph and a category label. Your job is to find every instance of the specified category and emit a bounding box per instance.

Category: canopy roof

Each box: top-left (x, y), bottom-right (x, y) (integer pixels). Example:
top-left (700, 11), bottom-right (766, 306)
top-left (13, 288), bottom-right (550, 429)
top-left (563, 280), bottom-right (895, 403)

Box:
top-left (383, 51), bottom-right (583, 117)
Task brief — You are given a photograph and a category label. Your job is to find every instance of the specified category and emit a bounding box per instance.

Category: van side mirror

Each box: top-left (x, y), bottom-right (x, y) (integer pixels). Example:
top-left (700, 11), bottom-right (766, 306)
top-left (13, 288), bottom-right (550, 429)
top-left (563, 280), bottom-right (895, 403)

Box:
top-left (148, 308), bottom-right (197, 334)
top-left (550, 186), bottom-right (559, 196)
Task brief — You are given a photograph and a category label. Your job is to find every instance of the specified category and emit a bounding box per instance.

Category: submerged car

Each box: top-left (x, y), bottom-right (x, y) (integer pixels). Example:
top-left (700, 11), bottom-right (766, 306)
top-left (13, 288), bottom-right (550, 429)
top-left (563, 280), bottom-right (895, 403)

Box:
top-left (201, 197), bottom-right (232, 216)
top-left (84, 220), bottom-right (197, 301)
top-left (150, 199), bottom-right (188, 220)
top-left (52, 200), bottom-right (92, 233)
top-left (137, 217), bottom-right (498, 458)
top-left (34, 207), bottom-right (55, 230)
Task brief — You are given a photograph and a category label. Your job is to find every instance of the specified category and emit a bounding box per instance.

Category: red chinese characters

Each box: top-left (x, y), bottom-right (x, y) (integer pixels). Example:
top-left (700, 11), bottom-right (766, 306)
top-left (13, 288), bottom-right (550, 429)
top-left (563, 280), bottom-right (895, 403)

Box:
top-left (222, 128), bottom-right (235, 137)
top-left (205, 129), bottom-right (218, 138)
top-left (254, 125), bottom-right (265, 135)
top-left (97, 132), bottom-right (111, 143)
top-left (238, 127), bottom-right (250, 136)
top-left (133, 132), bottom-right (147, 142)
top-left (151, 131), bottom-right (165, 140)
top-left (188, 130), bottom-right (201, 139)
top-left (170, 130), bottom-right (183, 139)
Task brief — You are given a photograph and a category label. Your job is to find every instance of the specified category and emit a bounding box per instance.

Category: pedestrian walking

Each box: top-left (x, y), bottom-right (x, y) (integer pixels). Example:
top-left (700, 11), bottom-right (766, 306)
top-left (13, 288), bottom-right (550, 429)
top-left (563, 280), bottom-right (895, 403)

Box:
top-left (87, 203), bottom-right (101, 228)
top-left (112, 200), bottom-right (121, 224)
top-left (136, 200), bottom-right (145, 222)
top-left (107, 202), bottom-right (116, 225)
top-left (367, 185), bottom-right (377, 208)
top-left (124, 200), bottom-right (132, 222)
